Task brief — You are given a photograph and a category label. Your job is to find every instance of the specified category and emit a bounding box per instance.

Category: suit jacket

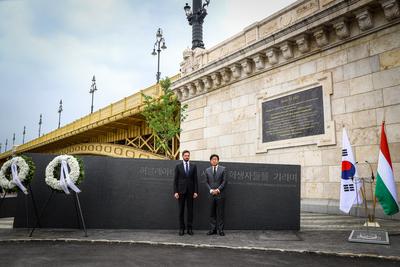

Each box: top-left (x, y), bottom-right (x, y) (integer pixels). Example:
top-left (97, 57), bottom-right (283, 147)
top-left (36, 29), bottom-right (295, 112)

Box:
top-left (174, 161), bottom-right (198, 194)
top-left (205, 165), bottom-right (227, 198)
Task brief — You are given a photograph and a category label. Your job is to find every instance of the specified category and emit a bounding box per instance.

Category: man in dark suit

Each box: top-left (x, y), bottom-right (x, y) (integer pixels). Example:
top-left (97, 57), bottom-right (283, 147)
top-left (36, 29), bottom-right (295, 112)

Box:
top-left (205, 154), bottom-right (227, 236)
top-left (174, 150), bottom-right (198, 236)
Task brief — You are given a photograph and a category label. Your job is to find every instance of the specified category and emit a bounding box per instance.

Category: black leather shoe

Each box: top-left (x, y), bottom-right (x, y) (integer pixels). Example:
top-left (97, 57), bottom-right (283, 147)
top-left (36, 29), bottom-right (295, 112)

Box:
top-left (219, 231), bottom-right (225, 236)
top-left (179, 229), bottom-right (185, 236)
top-left (207, 230), bottom-right (217, 235)
top-left (187, 228), bottom-right (193, 235)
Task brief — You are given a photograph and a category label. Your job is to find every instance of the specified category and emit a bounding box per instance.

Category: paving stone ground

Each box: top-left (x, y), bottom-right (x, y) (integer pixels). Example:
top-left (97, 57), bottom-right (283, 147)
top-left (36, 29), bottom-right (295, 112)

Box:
top-left (0, 212), bottom-right (399, 266)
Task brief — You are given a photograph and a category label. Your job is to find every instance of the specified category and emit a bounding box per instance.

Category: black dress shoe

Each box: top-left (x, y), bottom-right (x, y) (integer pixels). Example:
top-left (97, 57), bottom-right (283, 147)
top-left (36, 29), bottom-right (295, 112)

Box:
top-left (179, 229), bottom-right (185, 236)
top-left (187, 228), bottom-right (193, 235)
top-left (207, 230), bottom-right (217, 235)
top-left (219, 231), bottom-right (225, 236)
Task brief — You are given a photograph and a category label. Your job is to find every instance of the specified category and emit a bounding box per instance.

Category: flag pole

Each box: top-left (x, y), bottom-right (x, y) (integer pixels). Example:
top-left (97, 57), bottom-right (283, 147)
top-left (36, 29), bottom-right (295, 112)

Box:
top-left (373, 120), bottom-right (384, 221)
top-left (365, 160), bottom-right (378, 225)
top-left (359, 178), bottom-right (368, 219)
top-left (373, 196), bottom-right (377, 222)
top-left (353, 175), bottom-right (360, 218)
top-left (369, 180), bottom-right (375, 223)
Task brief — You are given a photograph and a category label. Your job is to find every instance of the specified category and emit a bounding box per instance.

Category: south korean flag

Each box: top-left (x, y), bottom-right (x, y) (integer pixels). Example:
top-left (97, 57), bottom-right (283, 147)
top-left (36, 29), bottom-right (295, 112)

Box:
top-left (340, 128), bottom-right (362, 213)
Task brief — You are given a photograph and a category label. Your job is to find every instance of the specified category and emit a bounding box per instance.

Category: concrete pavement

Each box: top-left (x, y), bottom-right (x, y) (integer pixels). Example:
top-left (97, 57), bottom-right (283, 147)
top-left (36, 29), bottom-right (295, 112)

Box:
top-left (0, 212), bottom-right (399, 262)
top-left (1, 241), bottom-right (399, 267)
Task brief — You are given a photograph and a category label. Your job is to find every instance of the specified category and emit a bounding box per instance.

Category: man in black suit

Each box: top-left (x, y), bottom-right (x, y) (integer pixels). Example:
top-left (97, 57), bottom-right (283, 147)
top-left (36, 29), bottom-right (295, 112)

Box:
top-left (174, 150), bottom-right (198, 236)
top-left (205, 154), bottom-right (227, 236)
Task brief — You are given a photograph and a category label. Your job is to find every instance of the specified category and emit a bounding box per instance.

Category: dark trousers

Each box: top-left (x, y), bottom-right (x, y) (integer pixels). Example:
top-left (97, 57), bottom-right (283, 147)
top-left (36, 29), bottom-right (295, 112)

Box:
top-left (178, 193), bottom-right (193, 229)
top-left (209, 196), bottom-right (225, 232)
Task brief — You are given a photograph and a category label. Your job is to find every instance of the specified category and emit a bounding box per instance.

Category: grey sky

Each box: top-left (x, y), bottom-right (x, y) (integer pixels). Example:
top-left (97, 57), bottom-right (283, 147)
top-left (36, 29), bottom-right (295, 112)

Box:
top-left (0, 0), bottom-right (297, 150)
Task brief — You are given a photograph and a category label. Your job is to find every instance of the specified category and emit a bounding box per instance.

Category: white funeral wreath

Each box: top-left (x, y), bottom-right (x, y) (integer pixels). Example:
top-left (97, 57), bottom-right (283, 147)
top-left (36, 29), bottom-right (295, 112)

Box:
top-left (45, 155), bottom-right (81, 192)
top-left (0, 156), bottom-right (30, 192)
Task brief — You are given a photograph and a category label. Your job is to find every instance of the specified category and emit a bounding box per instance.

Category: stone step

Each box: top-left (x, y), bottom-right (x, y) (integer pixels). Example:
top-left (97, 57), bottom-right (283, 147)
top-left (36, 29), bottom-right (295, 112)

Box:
top-left (0, 217), bottom-right (13, 229)
top-left (1, 213), bottom-right (398, 231)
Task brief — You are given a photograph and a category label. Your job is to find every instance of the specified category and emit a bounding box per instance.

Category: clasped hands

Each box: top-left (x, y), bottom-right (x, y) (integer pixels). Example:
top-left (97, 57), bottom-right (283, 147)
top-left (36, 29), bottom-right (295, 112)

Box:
top-left (174, 193), bottom-right (198, 199)
top-left (210, 189), bottom-right (220, 196)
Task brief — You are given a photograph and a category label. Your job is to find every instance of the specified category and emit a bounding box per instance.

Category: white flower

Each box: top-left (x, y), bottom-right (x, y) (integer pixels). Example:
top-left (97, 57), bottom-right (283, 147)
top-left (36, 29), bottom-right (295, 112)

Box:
top-left (45, 155), bottom-right (82, 192)
top-left (0, 157), bottom-right (30, 190)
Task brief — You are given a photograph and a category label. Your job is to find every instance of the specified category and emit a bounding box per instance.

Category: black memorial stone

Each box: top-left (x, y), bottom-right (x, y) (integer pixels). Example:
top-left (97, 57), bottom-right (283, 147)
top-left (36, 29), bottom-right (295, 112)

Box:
top-left (262, 86), bottom-right (325, 142)
top-left (14, 153), bottom-right (300, 230)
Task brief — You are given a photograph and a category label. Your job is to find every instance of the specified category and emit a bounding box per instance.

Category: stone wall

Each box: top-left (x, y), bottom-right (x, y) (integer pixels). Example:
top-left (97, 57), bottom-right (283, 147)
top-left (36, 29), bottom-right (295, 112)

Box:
top-left (173, 0), bottom-right (400, 218)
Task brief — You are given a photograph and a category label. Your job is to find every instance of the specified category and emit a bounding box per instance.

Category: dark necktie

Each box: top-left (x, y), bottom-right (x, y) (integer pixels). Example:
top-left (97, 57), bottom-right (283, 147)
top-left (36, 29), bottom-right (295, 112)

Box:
top-left (185, 162), bottom-right (189, 175)
top-left (213, 166), bottom-right (216, 176)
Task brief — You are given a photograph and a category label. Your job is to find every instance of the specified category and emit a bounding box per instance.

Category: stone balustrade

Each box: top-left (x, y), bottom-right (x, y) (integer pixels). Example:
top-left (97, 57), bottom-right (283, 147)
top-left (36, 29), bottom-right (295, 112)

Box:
top-left (172, 0), bottom-right (400, 101)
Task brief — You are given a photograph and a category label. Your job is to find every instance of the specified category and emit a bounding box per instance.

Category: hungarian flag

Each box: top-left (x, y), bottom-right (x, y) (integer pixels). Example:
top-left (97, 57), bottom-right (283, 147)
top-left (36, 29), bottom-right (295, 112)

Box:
top-left (375, 122), bottom-right (399, 215)
top-left (340, 128), bottom-right (361, 213)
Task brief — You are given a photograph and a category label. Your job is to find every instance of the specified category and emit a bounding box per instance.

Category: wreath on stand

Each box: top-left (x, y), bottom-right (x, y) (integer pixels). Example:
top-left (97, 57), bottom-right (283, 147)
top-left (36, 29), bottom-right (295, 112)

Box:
top-left (0, 155), bottom-right (35, 194)
top-left (45, 155), bottom-right (84, 194)
top-left (29, 155), bottom-right (87, 237)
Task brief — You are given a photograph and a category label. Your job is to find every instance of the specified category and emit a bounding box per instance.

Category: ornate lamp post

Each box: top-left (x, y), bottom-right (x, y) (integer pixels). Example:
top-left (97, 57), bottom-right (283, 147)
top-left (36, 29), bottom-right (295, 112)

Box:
top-left (38, 114), bottom-right (42, 137)
top-left (0, 143), bottom-right (2, 153)
top-left (4, 139), bottom-right (7, 152)
top-left (58, 100), bottom-right (63, 129)
top-left (151, 28), bottom-right (167, 84)
top-left (12, 133), bottom-right (15, 146)
top-left (22, 126), bottom-right (26, 144)
top-left (89, 75), bottom-right (97, 113)
top-left (184, 0), bottom-right (210, 49)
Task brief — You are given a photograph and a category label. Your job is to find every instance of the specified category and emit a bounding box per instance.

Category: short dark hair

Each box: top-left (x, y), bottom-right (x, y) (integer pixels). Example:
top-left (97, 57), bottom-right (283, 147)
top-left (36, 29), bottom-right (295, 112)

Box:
top-left (182, 150), bottom-right (190, 156)
top-left (209, 154), bottom-right (219, 160)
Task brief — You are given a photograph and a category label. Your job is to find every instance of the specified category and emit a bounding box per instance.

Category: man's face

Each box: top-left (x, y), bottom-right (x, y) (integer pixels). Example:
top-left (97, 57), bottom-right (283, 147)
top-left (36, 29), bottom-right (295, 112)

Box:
top-left (210, 156), bottom-right (219, 166)
top-left (182, 152), bottom-right (190, 161)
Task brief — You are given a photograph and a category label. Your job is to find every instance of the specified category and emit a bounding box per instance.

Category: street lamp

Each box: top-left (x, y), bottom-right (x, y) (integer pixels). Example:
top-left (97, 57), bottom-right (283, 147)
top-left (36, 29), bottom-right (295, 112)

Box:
top-left (151, 28), bottom-right (167, 84)
top-left (58, 99), bottom-right (63, 129)
top-left (183, 0), bottom-right (210, 49)
top-left (5, 139), bottom-right (7, 152)
top-left (22, 126), bottom-right (26, 144)
top-left (89, 75), bottom-right (97, 113)
top-left (12, 133), bottom-right (15, 146)
top-left (0, 143), bottom-right (2, 153)
top-left (38, 114), bottom-right (42, 137)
